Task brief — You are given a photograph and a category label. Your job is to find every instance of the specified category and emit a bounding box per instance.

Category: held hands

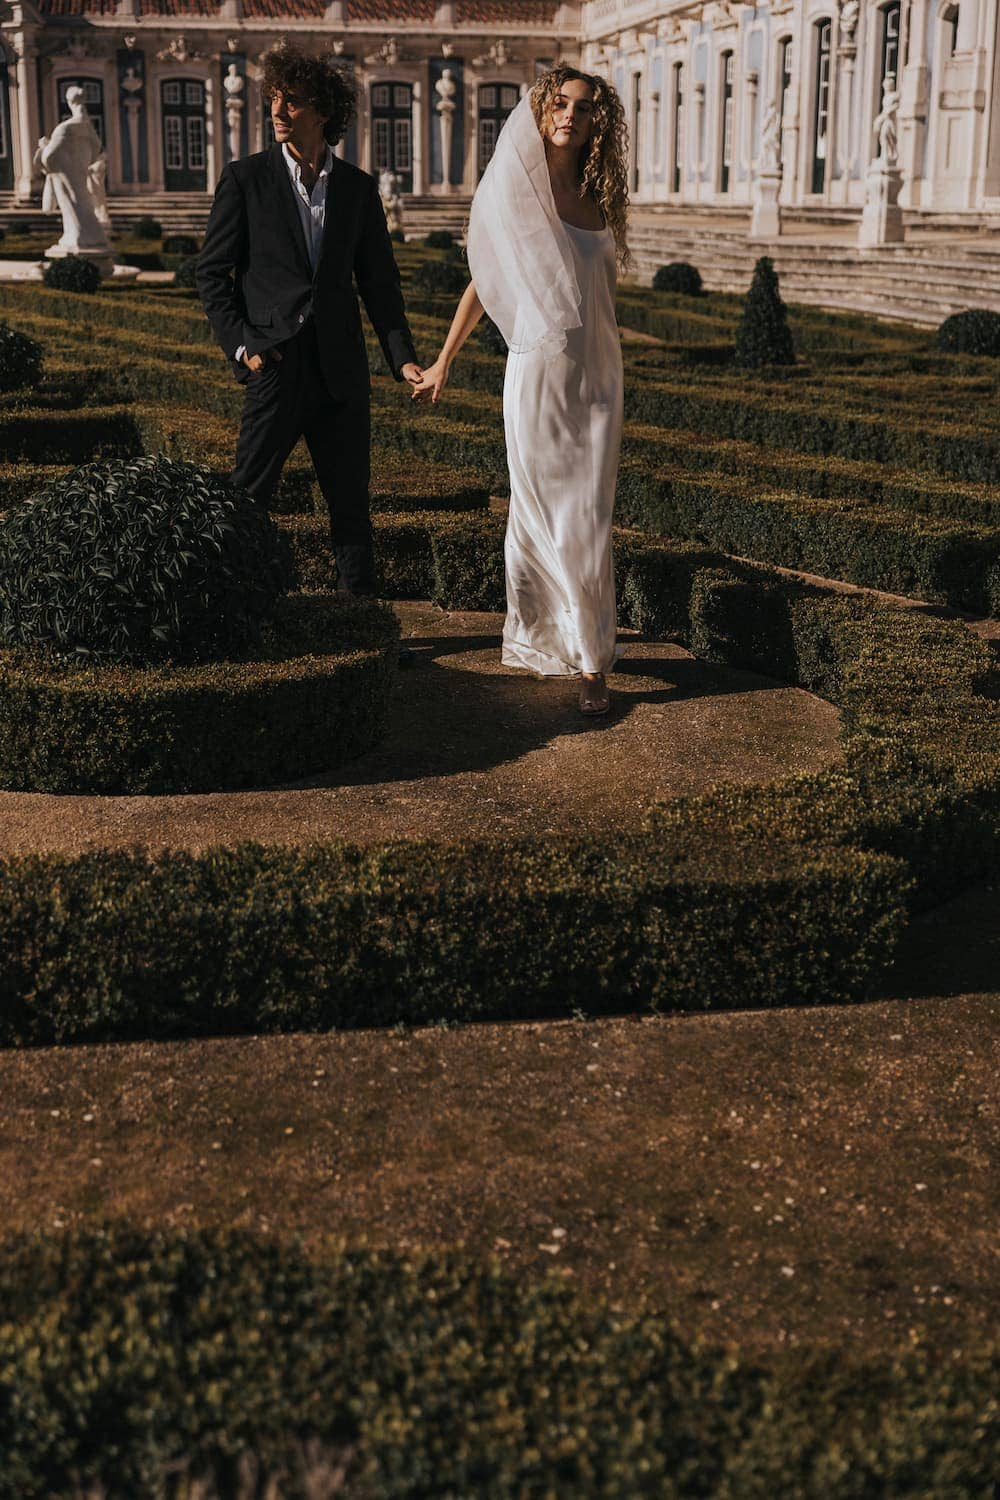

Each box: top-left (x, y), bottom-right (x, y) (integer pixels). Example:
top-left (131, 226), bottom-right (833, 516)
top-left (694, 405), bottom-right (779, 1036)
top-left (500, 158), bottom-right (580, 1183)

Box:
top-left (409, 354), bottom-right (452, 404)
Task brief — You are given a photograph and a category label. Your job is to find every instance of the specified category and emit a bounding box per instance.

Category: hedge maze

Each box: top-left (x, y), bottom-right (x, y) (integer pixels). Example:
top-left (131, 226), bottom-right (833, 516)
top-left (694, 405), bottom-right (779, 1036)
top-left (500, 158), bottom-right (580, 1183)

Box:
top-left (0, 250), bottom-right (997, 1493)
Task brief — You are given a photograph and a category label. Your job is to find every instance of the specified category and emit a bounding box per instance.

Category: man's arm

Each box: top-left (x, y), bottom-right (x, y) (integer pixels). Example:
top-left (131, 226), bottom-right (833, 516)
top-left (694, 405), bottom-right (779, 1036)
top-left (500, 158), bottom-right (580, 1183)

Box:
top-left (354, 175), bottom-right (419, 382)
top-left (196, 165), bottom-right (253, 364)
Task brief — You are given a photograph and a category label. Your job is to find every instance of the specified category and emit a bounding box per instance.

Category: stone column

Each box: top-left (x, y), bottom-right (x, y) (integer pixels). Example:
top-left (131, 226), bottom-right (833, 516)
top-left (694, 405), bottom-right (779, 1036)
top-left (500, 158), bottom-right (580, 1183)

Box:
top-left (898, 0), bottom-right (929, 207)
top-left (836, 44), bottom-right (856, 203)
top-left (12, 33), bottom-right (41, 203)
top-left (779, 28), bottom-right (801, 205)
top-left (411, 78), bottom-right (424, 194)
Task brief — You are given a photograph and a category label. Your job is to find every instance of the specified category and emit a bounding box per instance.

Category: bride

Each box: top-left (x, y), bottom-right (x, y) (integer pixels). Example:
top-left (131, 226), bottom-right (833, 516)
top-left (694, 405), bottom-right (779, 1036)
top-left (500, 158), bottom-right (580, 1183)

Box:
top-left (411, 67), bottom-right (629, 716)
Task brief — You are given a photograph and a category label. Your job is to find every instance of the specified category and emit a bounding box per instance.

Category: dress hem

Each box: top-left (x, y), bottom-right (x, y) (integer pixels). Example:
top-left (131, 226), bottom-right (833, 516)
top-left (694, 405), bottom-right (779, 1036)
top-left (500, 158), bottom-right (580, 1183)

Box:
top-left (502, 638), bottom-right (622, 678)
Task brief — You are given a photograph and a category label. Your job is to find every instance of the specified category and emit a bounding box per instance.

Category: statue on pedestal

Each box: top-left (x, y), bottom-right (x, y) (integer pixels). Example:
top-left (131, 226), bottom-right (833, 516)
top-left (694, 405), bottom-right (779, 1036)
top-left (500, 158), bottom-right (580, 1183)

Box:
top-left (873, 76), bottom-right (899, 167)
top-left (36, 87), bottom-right (113, 263)
top-left (760, 101), bottom-right (781, 173)
top-left (435, 67), bottom-right (457, 189)
top-left (224, 62), bottom-right (245, 162)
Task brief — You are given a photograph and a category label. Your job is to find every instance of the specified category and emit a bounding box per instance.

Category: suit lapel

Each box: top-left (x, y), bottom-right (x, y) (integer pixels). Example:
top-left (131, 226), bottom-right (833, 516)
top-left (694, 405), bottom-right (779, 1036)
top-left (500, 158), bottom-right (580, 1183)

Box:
top-left (268, 144), bottom-right (312, 280)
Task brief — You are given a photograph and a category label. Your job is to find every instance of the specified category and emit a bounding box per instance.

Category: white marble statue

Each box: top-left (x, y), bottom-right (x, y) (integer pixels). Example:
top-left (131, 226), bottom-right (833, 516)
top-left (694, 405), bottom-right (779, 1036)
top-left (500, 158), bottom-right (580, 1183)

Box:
top-left (37, 86), bottom-right (112, 258)
top-left (760, 101), bottom-right (781, 172)
top-left (378, 167), bottom-right (404, 232)
top-left (224, 62), bottom-right (245, 161)
top-left (873, 77), bottom-right (899, 167)
top-left (87, 152), bottom-right (111, 228)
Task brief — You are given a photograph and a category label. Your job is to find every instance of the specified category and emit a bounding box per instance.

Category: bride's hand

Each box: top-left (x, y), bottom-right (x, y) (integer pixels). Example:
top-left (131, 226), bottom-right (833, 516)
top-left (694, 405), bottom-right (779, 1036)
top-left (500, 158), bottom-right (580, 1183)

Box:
top-left (410, 355), bottom-right (451, 404)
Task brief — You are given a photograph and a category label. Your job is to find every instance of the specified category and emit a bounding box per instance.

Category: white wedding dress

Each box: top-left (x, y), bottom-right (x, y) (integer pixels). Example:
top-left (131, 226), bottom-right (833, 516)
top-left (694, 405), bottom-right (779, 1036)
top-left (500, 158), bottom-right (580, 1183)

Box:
top-left (500, 221), bottom-right (623, 676)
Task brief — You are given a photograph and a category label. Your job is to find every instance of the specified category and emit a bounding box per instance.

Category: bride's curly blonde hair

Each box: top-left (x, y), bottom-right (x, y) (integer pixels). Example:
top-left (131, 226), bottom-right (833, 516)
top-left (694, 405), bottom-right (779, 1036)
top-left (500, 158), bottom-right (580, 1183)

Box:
top-left (530, 65), bottom-right (631, 271)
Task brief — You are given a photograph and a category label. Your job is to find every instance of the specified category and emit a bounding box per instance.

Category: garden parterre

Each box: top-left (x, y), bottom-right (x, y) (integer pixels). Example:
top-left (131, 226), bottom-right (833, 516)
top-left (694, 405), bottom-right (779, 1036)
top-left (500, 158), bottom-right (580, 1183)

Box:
top-left (0, 255), bottom-right (998, 1495)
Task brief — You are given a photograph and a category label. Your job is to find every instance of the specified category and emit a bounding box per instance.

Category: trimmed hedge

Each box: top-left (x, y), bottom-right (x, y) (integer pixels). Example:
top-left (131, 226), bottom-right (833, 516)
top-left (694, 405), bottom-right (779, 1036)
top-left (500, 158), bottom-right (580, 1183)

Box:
top-left (936, 307), bottom-right (1000, 357)
top-left (0, 593), bottom-right (399, 794)
top-left (2, 1226), bottom-right (996, 1499)
top-left (41, 257), bottom-right (102, 293)
top-left (652, 261), bottom-right (703, 295)
top-left (734, 256), bottom-right (795, 368)
top-left (0, 322), bottom-right (42, 393)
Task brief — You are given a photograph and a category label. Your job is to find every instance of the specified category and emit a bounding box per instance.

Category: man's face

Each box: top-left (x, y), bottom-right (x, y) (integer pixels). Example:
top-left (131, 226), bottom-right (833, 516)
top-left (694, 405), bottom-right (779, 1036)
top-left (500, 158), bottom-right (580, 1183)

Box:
top-left (269, 87), bottom-right (328, 153)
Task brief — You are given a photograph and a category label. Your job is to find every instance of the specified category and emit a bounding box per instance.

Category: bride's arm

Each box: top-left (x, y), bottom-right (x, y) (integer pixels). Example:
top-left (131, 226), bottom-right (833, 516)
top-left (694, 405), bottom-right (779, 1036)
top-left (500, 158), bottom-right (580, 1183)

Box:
top-left (411, 280), bottom-right (485, 403)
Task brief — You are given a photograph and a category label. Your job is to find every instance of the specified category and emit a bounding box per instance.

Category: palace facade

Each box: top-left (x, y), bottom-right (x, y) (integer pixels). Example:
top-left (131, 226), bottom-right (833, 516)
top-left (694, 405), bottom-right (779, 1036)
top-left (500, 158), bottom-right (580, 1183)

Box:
top-left (0, 0), bottom-right (996, 219)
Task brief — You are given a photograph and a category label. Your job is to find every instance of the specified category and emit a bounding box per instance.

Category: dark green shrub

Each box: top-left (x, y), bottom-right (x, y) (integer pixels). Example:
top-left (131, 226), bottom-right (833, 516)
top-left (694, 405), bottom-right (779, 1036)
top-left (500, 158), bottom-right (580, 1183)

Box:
top-left (425, 228), bottom-right (455, 249)
top-left (412, 257), bottom-right (468, 297)
top-left (0, 594), bottom-right (398, 794)
top-left (41, 256), bottom-right (102, 293)
top-left (162, 232), bottom-right (199, 255)
top-left (478, 315), bottom-right (508, 356)
top-left (0, 322), bottom-right (42, 393)
top-left (0, 1226), bottom-right (994, 1500)
top-left (936, 308), bottom-right (1000, 357)
top-left (0, 226), bottom-right (6, 245)
top-left (734, 255), bottom-right (795, 368)
top-left (0, 455), bottom-right (296, 665)
top-left (653, 261), bottom-right (703, 295)
top-left (389, 227), bottom-right (406, 243)
top-left (173, 254), bottom-right (200, 290)
top-left (134, 214), bottom-right (162, 240)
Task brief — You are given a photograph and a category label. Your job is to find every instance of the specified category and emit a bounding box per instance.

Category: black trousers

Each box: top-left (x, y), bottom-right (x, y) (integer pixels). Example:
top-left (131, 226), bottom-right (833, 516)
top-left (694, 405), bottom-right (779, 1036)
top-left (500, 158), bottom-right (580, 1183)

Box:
top-left (231, 321), bottom-right (375, 592)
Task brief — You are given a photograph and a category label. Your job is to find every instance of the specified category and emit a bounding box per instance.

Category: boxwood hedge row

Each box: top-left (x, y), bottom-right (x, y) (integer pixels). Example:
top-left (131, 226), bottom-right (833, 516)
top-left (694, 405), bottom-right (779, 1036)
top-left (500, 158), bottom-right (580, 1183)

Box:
top-left (0, 594), bottom-right (399, 795)
top-left (0, 522), bottom-right (996, 1038)
top-left (1, 1226), bottom-right (995, 1500)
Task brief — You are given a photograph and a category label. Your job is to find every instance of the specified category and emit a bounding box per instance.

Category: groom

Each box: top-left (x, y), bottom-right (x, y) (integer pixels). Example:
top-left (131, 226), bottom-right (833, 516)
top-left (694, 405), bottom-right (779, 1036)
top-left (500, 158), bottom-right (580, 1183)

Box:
top-left (197, 44), bottom-right (422, 593)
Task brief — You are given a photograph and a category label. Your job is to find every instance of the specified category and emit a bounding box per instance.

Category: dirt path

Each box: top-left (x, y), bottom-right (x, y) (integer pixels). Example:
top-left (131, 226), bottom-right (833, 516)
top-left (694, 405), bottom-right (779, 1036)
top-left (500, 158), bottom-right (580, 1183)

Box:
top-left (1, 884), bottom-right (995, 1360)
top-left (0, 602), bottom-right (841, 855)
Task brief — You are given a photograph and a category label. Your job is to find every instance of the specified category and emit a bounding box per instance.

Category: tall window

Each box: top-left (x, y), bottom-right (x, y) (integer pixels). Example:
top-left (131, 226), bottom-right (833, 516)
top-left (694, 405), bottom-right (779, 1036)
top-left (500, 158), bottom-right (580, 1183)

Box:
top-left (160, 79), bottom-right (206, 191)
top-left (778, 37), bottom-right (793, 168)
top-left (632, 72), bottom-right (642, 192)
top-left (477, 82), bottom-right (518, 176)
top-left (0, 59), bottom-right (11, 190)
top-left (370, 81), bottom-right (412, 192)
top-left (672, 62), bottom-right (684, 192)
top-left (943, 3), bottom-right (960, 55)
top-left (880, 2), bottom-right (901, 84)
top-left (720, 51), bottom-right (734, 193)
top-left (811, 19), bottom-right (831, 193)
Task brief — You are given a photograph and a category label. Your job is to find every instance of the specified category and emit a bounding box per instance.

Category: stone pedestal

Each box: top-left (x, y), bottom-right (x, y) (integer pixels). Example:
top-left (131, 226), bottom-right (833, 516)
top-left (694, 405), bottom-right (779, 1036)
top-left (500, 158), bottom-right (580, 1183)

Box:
top-left (44, 246), bottom-right (116, 279)
top-left (858, 162), bottom-right (904, 246)
top-left (750, 167), bottom-right (782, 238)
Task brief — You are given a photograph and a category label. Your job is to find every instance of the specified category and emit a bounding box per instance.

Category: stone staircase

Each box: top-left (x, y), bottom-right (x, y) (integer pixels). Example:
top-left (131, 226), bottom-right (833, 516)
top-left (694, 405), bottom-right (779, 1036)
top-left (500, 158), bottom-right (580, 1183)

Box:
top-left (627, 210), bottom-right (1000, 326)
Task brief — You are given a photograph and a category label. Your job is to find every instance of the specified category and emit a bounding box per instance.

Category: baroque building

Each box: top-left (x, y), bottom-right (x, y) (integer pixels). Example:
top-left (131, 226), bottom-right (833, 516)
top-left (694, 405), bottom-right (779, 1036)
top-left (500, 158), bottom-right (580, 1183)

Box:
top-left (0, 0), bottom-right (996, 220)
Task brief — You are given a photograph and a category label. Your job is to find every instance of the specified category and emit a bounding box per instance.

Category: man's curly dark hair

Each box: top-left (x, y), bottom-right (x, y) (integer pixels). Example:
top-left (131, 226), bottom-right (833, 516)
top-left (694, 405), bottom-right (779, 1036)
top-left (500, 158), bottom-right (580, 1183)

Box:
top-left (260, 42), bottom-right (356, 147)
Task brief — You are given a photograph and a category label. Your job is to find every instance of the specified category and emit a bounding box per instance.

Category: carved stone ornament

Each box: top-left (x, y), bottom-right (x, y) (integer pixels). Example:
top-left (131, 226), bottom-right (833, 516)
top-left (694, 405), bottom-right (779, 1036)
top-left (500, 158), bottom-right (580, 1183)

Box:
top-left (707, 0), bottom-right (741, 29)
top-left (839, 0), bottom-right (860, 38)
top-left (157, 36), bottom-right (203, 64)
top-left (364, 37), bottom-right (406, 66)
top-left (66, 35), bottom-right (94, 62)
top-left (472, 39), bottom-right (517, 68)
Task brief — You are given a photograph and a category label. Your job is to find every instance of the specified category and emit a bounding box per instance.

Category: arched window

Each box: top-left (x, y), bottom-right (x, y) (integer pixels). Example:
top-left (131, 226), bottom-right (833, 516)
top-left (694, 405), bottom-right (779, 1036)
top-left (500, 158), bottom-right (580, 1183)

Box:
top-left (880, 2), bottom-right (901, 85)
top-left (57, 77), bottom-right (106, 148)
top-left (777, 37), bottom-right (793, 168)
top-left (371, 81), bottom-right (412, 192)
top-left (811, 19), bottom-right (831, 193)
top-left (672, 61), bottom-right (684, 192)
top-left (0, 54), bottom-right (12, 190)
top-left (720, 50), bottom-right (735, 192)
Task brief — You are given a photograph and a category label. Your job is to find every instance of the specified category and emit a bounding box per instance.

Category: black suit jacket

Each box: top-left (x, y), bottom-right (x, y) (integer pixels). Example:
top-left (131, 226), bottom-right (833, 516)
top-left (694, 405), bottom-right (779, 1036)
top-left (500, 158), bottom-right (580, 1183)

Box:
top-left (196, 145), bottom-right (417, 393)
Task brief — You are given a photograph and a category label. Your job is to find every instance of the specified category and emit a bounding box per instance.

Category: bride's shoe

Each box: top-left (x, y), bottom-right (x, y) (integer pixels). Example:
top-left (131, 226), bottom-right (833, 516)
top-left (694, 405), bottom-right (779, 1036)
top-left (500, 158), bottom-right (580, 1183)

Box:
top-left (579, 673), bottom-right (609, 716)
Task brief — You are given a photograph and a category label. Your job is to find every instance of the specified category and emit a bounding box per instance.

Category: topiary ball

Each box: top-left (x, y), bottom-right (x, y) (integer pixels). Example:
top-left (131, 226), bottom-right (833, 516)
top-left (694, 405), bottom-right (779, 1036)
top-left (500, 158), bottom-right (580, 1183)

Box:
top-left (425, 229), bottom-right (455, 250)
top-left (478, 317), bottom-right (508, 357)
top-left (42, 257), bottom-right (102, 293)
top-left (412, 258), bottom-right (468, 297)
top-left (389, 228), bottom-right (406, 244)
top-left (162, 233), bottom-right (199, 256)
top-left (652, 262), bottom-right (703, 296)
top-left (173, 255), bottom-right (200, 290)
top-left (0, 456), bottom-right (298, 665)
top-left (134, 215), bottom-right (163, 240)
top-left (936, 309), bottom-right (1000, 358)
top-left (0, 322), bottom-right (43, 393)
